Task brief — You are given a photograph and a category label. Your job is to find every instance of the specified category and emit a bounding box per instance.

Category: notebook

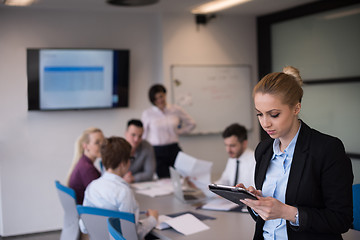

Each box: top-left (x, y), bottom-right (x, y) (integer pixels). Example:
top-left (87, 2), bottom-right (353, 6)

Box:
top-left (169, 167), bottom-right (207, 203)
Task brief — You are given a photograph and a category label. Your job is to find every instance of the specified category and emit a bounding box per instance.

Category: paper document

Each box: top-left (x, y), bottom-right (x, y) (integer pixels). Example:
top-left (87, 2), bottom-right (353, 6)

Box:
top-left (201, 197), bottom-right (239, 211)
top-left (156, 213), bottom-right (210, 235)
top-left (132, 179), bottom-right (173, 197)
top-left (156, 215), bottom-right (173, 230)
top-left (174, 151), bottom-right (212, 190)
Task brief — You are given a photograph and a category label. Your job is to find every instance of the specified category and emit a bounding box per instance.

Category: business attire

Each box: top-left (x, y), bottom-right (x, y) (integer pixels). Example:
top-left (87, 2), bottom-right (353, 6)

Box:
top-left (68, 154), bottom-right (101, 204)
top-left (261, 124), bottom-right (301, 240)
top-left (216, 148), bottom-right (256, 187)
top-left (250, 120), bottom-right (353, 240)
top-left (142, 104), bottom-right (196, 178)
top-left (82, 172), bottom-right (157, 240)
top-left (129, 140), bottom-right (156, 182)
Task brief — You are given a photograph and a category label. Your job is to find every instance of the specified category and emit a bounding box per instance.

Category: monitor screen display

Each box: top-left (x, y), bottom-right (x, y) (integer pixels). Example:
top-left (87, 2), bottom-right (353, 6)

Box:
top-left (27, 48), bottom-right (129, 110)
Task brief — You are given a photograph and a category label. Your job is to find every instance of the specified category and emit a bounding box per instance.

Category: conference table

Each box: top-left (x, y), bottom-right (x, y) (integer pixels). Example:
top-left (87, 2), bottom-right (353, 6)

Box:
top-left (135, 189), bottom-right (360, 240)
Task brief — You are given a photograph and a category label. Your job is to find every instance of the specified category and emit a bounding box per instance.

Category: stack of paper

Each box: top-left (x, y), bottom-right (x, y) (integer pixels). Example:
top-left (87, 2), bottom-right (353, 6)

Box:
top-left (132, 179), bottom-right (173, 197)
top-left (155, 213), bottom-right (210, 235)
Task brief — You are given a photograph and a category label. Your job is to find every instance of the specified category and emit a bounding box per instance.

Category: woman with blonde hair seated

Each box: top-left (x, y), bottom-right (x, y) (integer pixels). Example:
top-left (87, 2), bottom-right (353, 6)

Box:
top-left (67, 127), bottom-right (105, 204)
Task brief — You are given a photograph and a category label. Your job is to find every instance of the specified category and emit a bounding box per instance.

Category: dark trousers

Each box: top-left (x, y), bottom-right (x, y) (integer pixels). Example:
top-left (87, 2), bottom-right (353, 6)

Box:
top-left (153, 143), bottom-right (181, 178)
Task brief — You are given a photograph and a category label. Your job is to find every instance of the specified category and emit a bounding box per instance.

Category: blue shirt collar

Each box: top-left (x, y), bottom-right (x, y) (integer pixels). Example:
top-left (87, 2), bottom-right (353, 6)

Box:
top-left (272, 122), bottom-right (302, 159)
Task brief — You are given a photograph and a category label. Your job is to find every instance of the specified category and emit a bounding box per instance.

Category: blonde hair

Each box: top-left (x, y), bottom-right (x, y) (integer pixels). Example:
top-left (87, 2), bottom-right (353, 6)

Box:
top-left (66, 127), bottom-right (103, 185)
top-left (253, 66), bottom-right (303, 107)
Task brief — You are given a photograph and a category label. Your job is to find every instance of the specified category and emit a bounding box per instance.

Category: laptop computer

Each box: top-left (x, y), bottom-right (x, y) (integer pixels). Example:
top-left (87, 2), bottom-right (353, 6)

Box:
top-left (169, 167), bottom-right (207, 203)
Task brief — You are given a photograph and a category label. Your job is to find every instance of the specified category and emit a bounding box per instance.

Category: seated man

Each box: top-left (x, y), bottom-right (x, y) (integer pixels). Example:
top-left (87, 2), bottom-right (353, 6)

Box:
top-left (123, 119), bottom-right (156, 183)
top-left (216, 123), bottom-right (255, 188)
top-left (82, 137), bottom-right (158, 240)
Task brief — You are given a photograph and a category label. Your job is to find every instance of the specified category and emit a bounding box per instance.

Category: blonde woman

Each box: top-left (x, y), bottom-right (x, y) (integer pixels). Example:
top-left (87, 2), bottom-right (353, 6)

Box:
top-left (67, 127), bottom-right (104, 204)
top-left (238, 66), bottom-right (353, 240)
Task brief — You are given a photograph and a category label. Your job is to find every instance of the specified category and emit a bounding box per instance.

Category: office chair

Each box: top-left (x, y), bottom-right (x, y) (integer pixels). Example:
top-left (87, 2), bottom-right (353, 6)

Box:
top-left (108, 217), bottom-right (126, 240)
top-left (77, 205), bottom-right (138, 240)
top-left (353, 184), bottom-right (360, 231)
top-left (55, 180), bottom-right (80, 240)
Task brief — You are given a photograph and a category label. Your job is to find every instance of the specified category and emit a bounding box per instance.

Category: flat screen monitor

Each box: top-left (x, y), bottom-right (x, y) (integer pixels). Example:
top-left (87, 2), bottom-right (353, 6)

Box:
top-left (27, 48), bottom-right (129, 110)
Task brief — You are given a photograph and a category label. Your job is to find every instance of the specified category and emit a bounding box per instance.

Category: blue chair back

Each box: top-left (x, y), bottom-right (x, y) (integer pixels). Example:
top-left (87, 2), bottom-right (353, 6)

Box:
top-left (108, 217), bottom-right (126, 240)
top-left (55, 180), bottom-right (80, 240)
top-left (77, 205), bottom-right (137, 240)
top-left (353, 184), bottom-right (360, 231)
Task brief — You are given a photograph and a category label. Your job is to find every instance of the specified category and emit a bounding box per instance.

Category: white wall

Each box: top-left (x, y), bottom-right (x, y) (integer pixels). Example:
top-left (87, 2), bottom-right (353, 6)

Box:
top-left (0, 8), bottom-right (259, 236)
top-left (0, 8), bottom-right (163, 236)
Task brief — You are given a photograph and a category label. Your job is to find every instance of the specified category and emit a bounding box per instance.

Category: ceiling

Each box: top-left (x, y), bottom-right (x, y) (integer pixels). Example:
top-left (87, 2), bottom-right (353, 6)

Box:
top-left (1, 0), bottom-right (319, 16)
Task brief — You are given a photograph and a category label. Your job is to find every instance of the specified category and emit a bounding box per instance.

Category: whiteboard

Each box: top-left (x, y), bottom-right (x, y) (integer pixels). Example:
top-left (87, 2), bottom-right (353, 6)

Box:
top-left (170, 65), bottom-right (252, 134)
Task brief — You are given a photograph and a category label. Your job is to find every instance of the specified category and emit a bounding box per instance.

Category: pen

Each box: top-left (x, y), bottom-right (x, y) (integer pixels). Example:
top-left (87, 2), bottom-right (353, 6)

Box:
top-left (140, 211), bottom-right (147, 214)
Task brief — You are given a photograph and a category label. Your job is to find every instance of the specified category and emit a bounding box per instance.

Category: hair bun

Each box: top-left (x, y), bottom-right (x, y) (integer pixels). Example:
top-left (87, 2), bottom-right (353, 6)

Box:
top-left (283, 66), bottom-right (303, 86)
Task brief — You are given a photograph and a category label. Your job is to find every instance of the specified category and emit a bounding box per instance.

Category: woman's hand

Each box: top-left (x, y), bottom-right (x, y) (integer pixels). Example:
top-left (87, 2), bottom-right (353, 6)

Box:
top-left (235, 183), bottom-right (297, 222)
top-left (240, 196), bottom-right (298, 222)
top-left (235, 183), bottom-right (262, 198)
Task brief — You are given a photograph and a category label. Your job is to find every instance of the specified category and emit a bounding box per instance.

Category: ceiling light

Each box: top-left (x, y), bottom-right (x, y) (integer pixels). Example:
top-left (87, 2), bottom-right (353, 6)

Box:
top-left (3, 0), bottom-right (36, 6)
top-left (191, 0), bottom-right (252, 14)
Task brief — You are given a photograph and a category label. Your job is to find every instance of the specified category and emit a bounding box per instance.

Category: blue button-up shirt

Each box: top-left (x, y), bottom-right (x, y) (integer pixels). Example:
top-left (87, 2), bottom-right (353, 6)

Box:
top-left (262, 124), bottom-right (301, 240)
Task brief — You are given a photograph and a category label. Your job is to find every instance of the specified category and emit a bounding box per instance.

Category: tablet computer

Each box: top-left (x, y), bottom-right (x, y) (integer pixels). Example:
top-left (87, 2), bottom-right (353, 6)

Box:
top-left (208, 184), bottom-right (257, 205)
